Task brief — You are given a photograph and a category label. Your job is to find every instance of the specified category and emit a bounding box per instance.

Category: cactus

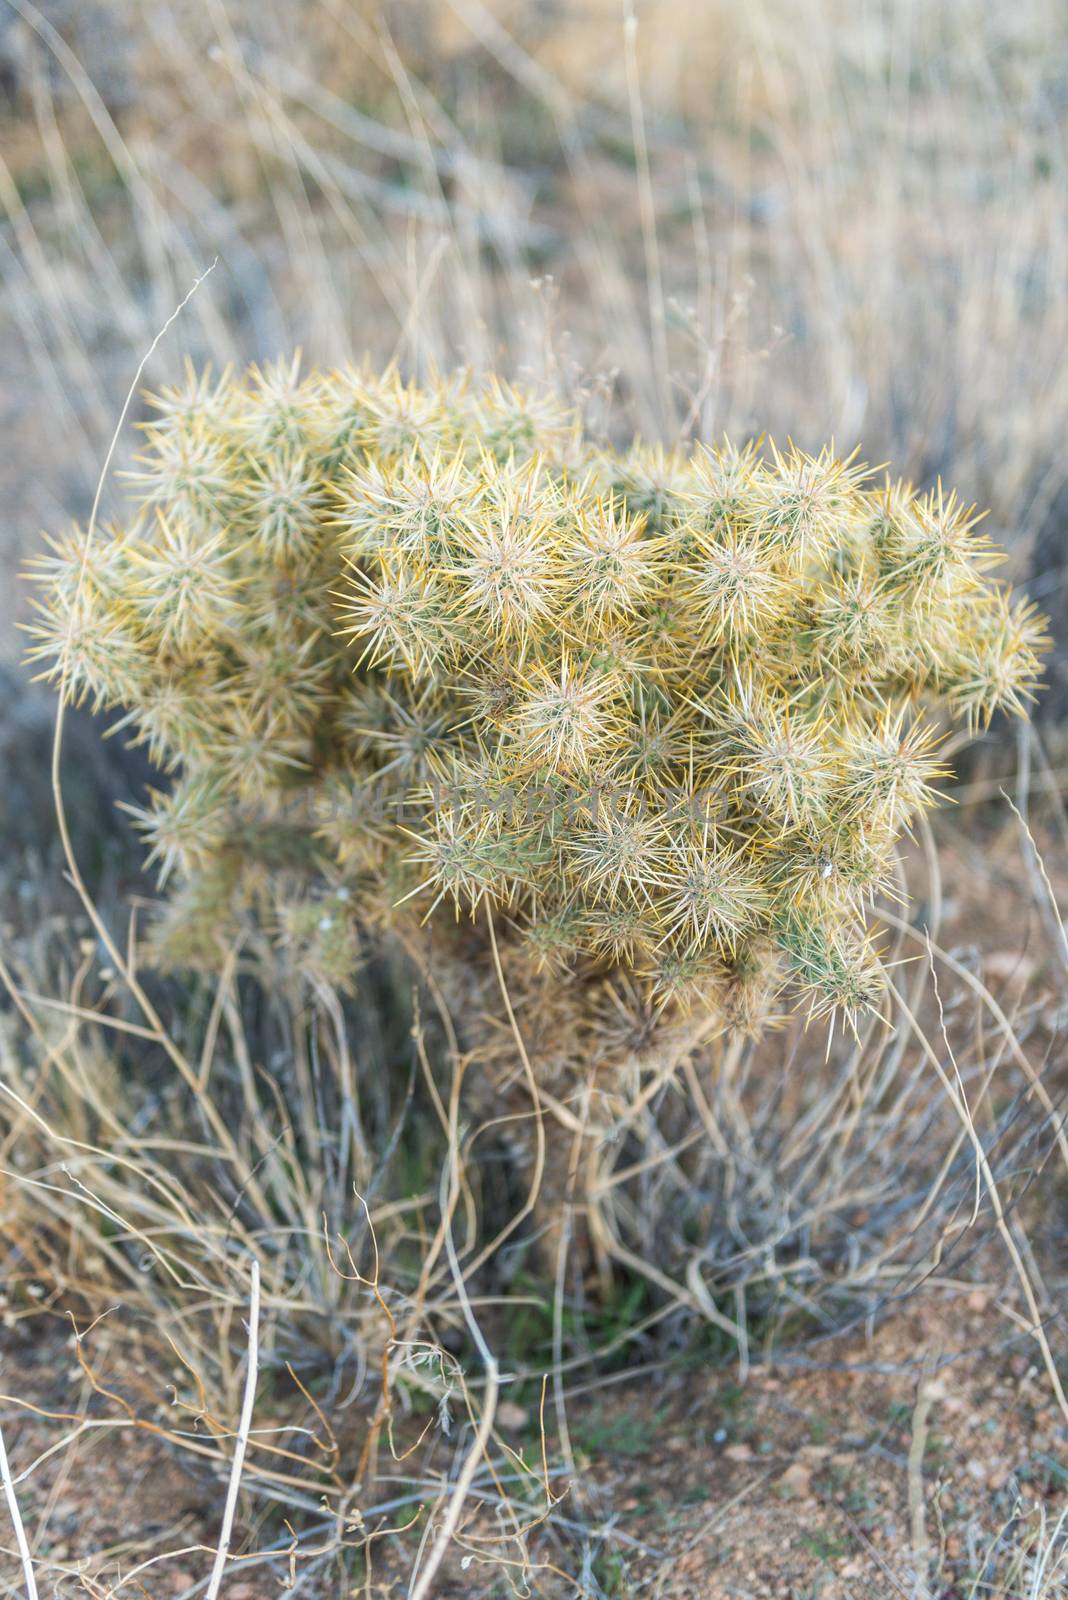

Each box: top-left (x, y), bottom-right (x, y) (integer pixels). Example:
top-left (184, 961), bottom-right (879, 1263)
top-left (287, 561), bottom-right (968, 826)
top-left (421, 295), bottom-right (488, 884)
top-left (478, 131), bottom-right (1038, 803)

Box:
top-left (26, 360), bottom-right (1047, 1030)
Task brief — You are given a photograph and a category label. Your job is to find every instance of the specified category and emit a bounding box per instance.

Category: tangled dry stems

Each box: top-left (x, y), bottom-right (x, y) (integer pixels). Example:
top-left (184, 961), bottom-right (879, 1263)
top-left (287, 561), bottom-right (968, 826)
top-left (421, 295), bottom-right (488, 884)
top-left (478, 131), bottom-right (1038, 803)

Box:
top-left (2, 789), bottom-right (1068, 1594)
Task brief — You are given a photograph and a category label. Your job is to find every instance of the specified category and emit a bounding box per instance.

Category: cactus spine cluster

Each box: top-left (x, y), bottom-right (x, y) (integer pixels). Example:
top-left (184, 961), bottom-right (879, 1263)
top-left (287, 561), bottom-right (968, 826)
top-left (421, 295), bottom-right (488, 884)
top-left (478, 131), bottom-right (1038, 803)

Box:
top-left (27, 360), bottom-right (1046, 1030)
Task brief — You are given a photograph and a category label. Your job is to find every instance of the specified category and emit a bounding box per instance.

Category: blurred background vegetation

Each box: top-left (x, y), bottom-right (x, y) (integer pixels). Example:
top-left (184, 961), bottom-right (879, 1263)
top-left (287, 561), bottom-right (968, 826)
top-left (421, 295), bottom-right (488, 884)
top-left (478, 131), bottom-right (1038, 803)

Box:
top-left (2, 0), bottom-right (1067, 642)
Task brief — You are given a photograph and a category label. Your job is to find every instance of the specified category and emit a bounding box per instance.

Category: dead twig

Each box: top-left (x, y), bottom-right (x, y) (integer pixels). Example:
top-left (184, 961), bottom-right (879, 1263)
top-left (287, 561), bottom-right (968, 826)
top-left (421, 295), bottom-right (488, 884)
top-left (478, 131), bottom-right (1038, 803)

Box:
top-left (205, 1258), bottom-right (261, 1600)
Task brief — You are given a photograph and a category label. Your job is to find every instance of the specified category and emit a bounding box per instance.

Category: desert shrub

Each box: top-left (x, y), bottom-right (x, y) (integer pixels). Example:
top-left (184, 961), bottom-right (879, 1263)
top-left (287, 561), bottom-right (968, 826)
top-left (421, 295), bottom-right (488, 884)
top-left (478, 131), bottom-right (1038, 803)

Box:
top-left (26, 360), bottom-right (1046, 1031)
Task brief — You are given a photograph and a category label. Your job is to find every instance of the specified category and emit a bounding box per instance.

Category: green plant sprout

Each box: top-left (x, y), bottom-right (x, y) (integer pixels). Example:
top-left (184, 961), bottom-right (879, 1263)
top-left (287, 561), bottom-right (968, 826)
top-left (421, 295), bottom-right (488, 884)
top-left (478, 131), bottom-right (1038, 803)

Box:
top-left (27, 360), bottom-right (1047, 1032)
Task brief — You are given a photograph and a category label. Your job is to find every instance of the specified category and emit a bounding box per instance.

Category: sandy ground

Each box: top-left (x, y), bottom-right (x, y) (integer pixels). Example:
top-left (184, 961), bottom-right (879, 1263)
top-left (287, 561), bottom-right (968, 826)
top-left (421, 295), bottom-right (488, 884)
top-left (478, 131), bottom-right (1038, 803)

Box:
top-left (1, 1283), bottom-right (1065, 1597)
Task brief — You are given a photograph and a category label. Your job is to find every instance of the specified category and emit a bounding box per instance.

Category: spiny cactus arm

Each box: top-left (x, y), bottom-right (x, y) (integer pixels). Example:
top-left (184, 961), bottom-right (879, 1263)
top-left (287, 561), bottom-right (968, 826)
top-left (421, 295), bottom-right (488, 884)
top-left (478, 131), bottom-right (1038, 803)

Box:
top-left (25, 362), bottom-right (1050, 1034)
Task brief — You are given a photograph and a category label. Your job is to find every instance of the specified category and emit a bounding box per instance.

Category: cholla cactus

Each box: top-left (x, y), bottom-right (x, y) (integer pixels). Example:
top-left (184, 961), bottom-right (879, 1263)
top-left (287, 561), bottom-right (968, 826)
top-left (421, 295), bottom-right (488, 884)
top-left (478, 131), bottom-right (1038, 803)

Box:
top-left (26, 360), bottom-right (1047, 1030)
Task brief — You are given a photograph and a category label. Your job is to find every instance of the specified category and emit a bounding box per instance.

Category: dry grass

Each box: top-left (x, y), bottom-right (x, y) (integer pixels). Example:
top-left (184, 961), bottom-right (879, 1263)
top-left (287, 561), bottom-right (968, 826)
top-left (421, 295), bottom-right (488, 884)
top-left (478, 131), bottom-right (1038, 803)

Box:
top-left (1, 764), bottom-right (1066, 1592)
top-left (2, 812), bottom-right (1068, 1600)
